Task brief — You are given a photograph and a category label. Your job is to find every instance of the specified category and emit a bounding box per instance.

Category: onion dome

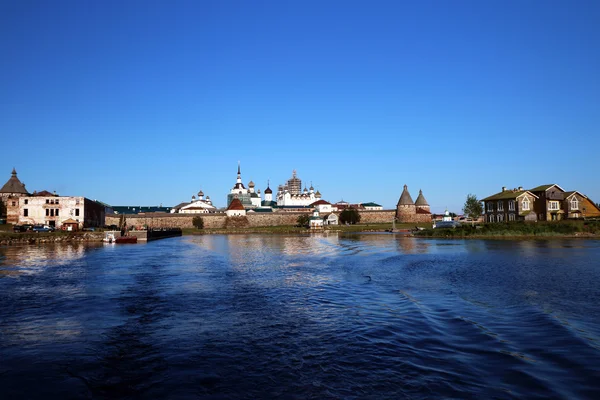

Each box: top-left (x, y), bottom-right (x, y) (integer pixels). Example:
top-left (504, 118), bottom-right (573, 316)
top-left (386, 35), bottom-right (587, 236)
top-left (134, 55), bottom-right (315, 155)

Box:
top-left (415, 189), bottom-right (429, 206)
top-left (265, 185), bottom-right (272, 194)
top-left (191, 195), bottom-right (196, 200)
top-left (198, 190), bottom-right (204, 197)
top-left (206, 195), bottom-right (211, 200)
top-left (397, 184), bottom-right (414, 206)
top-left (315, 190), bottom-right (321, 198)
top-left (257, 189), bottom-right (261, 194)
top-left (248, 180), bottom-right (255, 188)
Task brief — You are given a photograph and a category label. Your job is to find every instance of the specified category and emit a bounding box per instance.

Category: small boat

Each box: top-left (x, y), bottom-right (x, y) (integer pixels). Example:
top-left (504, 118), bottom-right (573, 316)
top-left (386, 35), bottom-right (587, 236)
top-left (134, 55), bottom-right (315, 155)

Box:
top-left (103, 232), bottom-right (116, 243)
top-left (115, 236), bottom-right (137, 244)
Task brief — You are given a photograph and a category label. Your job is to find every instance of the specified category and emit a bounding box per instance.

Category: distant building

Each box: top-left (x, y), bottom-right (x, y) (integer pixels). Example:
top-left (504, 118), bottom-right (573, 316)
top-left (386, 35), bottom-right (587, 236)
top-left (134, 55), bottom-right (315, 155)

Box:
top-left (172, 190), bottom-right (216, 214)
top-left (226, 197), bottom-right (246, 217)
top-left (17, 193), bottom-right (104, 229)
top-left (276, 170), bottom-right (322, 207)
top-left (361, 202), bottom-right (383, 210)
top-left (0, 168), bottom-right (30, 224)
top-left (309, 209), bottom-right (324, 229)
top-left (310, 199), bottom-right (333, 213)
top-left (227, 163), bottom-right (257, 209)
top-left (395, 185), bottom-right (432, 223)
top-left (482, 184), bottom-right (600, 222)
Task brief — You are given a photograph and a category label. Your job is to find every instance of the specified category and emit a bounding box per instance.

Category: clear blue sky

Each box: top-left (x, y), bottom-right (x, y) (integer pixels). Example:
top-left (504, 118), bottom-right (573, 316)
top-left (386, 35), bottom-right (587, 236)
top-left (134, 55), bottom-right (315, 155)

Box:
top-left (1, 0), bottom-right (599, 212)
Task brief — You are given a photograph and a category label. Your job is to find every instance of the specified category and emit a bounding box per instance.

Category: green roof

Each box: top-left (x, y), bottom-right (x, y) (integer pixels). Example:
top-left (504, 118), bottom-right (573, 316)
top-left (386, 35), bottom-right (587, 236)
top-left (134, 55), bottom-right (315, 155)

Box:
top-left (362, 202), bottom-right (382, 207)
top-left (529, 184), bottom-right (555, 192)
top-left (481, 190), bottom-right (529, 201)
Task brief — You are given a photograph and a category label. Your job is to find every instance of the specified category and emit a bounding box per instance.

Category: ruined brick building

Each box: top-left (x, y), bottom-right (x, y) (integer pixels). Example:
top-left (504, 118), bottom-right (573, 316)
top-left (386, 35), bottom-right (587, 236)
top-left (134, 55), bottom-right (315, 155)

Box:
top-left (395, 185), bottom-right (432, 223)
top-left (0, 168), bottom-right (30, 224)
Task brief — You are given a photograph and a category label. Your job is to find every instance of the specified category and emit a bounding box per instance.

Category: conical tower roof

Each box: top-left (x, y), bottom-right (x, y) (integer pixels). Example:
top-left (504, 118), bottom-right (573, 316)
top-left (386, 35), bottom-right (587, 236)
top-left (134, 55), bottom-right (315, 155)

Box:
top-left (227, 198), bottom-right (245, 211)
top-left (397, 184), bottom-right (414, 206)
top-left (0, 168), bottom-right (29, 195)
top-left (415, 189), bottom-right (429, 206)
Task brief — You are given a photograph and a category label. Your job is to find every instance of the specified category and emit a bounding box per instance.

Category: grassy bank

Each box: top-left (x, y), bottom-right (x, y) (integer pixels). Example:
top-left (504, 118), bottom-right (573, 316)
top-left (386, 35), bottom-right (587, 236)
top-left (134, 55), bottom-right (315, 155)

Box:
top-left (182, 222), bottom-right (430, 235)
top-left (415, 221), bottom-right (600, 238)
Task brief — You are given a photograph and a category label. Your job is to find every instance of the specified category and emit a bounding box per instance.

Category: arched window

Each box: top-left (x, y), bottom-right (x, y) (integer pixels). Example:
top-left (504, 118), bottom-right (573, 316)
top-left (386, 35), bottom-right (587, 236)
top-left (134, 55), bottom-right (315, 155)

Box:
top-left (508, 200), bottom-right (515, 211)
top-left (570, 197), bottom-right (579, 210)
top-left (522, 197), bottom-right (530, 211)
top-left (497, 201), bottom-right (504, 211)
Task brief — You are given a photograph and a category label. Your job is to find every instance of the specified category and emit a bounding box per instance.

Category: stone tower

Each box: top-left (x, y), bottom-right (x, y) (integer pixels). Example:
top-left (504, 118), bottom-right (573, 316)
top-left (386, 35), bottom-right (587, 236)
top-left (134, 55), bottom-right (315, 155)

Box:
top-left (414, 189), bottom-right (430, 213)
top-left (395, 184), bottom-right (416, 221)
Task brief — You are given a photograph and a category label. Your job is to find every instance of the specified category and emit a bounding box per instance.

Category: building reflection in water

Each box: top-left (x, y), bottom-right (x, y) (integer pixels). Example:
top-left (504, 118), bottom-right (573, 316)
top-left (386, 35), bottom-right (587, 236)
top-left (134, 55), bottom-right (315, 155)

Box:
top-left (0, 243), bottom-right (98, 277)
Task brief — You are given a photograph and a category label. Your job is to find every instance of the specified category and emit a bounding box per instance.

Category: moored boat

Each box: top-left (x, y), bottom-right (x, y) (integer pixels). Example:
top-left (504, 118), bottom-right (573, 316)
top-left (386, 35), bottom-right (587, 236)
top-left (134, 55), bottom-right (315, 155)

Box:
top-left (115, 236), bottom-right (137, 244)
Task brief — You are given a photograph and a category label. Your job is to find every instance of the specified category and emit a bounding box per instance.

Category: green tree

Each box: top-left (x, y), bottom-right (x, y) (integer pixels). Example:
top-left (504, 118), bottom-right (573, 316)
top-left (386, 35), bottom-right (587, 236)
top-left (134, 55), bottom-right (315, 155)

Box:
top-left (192, 216), bottom-right (204, 229)
top-left (463, 194), bottom-right (483, 220)
top-left (296, 214), bottom-right (309, 227)
top-left (339, 208), bottom-right (361, 225)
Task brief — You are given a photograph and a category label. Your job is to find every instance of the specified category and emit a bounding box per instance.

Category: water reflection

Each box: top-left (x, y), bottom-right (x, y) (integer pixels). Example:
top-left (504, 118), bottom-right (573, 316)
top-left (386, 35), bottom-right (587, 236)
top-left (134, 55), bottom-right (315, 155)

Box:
top-left (1, 236), bottom-right (600, 398)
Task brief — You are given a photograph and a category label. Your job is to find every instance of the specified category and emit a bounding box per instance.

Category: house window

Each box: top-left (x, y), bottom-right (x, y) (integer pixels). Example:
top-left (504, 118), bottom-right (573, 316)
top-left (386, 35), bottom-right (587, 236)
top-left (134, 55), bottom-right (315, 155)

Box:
top-left (488, 214), bottom-right (495, 222)
top-left (76, 199), bottom-right (80, 205)
top-left (46, 209), bottom-right (49, 216)
top-left (487, 202), bottom-right (494, 212)
top-left (75, 209), bottom-right (80, 217)
top-left (56, 199), bottom-right (59, 205)
top-left (50, 209), bottom-right (54, 217)
top-left (508, 200), bottom-right (515, 211)
top-left (24, 209), bottom-right (28, 217)
top-left (522, 198), bottom-right (530, 211)
top-left (56, 209), bottom-right (59, 217)
top-left (497, 201), bottom-right (504, 211)
top-left (498, 213), bottom-right (504, 222)
top-left (549, 201), bottom-right (559, 211)
top-left (509, 213), bottom-right (515, 221)
top-left (570, 198), bottom-right (578, 210)
top-left (24, 199), bottom-right (28, 205)
top-left (46, 199), bottom-right (49, 204)
top-left (12, 201), bottom-right (16, 206)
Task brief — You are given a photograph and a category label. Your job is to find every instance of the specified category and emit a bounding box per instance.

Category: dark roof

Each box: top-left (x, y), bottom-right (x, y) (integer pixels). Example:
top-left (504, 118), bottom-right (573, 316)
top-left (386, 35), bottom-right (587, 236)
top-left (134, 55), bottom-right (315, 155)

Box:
top-left (252, 208), bottom-right (273, 213)
top-left (414, 190), bottom-right (428, 206)
top-left (416, 208), bottom-right (431, 214)
top-left (0, 168), bottom-right (29, 195)
top-left (112, 206), bottom-right (172, 214)
top-left (361, 202), bottom-right (382, 207)
top-left (397, 184), bottom-right (414, 206)
top-left (173, 202), bottom-right (191, 209)
top-left (33, 190), bottom-right (57, 197)
top-left (530, 184), bottom-right (565, 193)
top-left (261, 200), bottom-right (277, 207)
top-left (227, 198), bottom-right (245, 211)
top-left (264, 186), bottom-right (272, 194)
top-left (310, 200), bottom-right (331, 206)
top-left (481, 190), bottom-right (538, 201)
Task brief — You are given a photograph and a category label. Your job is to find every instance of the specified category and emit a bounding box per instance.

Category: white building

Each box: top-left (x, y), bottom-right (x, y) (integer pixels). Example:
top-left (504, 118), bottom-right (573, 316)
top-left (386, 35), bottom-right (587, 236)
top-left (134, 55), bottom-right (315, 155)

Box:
top-left (226, 197), bottom-right (246, 217)
top-left (311, 199), bottom-right (333, 213)
top-left (175, 190), bottom-right (217, 214)
top-left (17, 194), bottom-right (104, 229)
top-left (309, 209), bottom-right (324, 229)
top-left (361, 202), bottom-right (383, 210)
top-left (324, 213), bottom-right (338, 225)
top-left (276, 170), bottom-right (322, 207)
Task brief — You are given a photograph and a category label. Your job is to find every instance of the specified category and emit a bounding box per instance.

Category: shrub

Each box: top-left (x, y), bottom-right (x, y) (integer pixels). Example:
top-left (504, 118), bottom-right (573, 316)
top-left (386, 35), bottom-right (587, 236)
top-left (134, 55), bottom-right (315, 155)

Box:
top-left (192, 216), bottom-right (204, 229)
top-left (339, 208), bottom-right (361, 225)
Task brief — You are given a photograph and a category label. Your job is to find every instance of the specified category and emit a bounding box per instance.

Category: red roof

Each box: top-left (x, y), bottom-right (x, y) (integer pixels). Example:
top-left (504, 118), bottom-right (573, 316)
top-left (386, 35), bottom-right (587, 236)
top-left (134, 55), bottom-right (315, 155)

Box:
top-left (310, 200), bottom-right (331, 206)
top-left (416, 208), bottom-right (431, 214)
top-left (227, 198), bottom-right (245, 211)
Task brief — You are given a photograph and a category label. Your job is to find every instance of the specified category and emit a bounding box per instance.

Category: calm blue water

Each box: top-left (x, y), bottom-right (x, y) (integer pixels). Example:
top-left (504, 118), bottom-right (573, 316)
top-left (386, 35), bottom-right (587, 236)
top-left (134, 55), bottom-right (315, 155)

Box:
top-left (1, 234), bottom-right (599, 399)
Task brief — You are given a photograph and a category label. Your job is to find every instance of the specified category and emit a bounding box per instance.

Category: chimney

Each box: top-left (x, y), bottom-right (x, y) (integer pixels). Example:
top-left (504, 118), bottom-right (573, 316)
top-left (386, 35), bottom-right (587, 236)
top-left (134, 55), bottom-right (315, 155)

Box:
top-left (518, 186), bottom-right (523, 191)
top-left (502, 186), bottom-right (506, 192)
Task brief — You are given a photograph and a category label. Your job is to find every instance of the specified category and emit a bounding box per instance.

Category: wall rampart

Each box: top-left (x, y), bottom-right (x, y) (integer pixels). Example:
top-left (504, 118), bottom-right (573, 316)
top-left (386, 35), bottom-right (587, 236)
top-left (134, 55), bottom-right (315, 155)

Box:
top-left (105, 209), bottom-right (396, 229)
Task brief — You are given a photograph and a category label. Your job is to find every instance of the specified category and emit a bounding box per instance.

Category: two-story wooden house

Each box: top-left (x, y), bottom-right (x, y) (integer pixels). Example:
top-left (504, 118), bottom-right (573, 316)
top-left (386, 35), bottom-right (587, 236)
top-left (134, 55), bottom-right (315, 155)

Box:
top-left (529, 184), bottom-right (566, 221)
top-left (482, 183), bottom-right (600, 223)
top-left (481, 187), bottom-right (539, 223)
top-left (563, 191), bottom-right (600, 219)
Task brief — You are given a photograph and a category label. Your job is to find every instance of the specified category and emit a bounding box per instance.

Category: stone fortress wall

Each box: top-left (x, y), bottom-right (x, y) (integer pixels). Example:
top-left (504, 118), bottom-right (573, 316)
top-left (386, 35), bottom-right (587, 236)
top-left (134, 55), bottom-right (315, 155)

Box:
top-left (106, 210), bottom-right (396, 229)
